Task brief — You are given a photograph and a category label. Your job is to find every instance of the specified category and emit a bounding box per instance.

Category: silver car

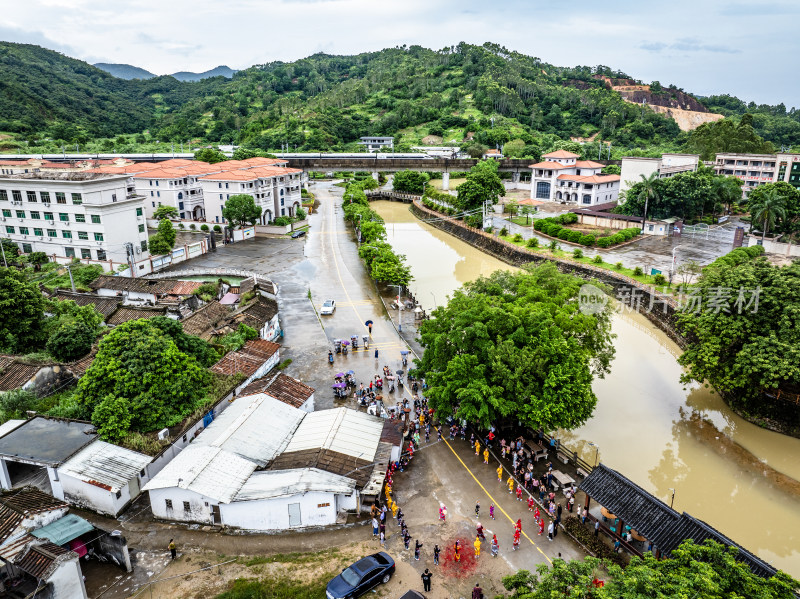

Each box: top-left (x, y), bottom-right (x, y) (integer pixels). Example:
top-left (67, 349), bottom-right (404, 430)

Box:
top-left (320, 299), bottom-right (336, 315)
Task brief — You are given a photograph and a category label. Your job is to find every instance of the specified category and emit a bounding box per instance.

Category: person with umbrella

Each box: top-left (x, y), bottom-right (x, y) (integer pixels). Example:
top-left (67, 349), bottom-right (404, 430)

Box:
top-left (400, 350), bottom-right (409, 367)
top-left (365, 320), bottom-right (373, 335)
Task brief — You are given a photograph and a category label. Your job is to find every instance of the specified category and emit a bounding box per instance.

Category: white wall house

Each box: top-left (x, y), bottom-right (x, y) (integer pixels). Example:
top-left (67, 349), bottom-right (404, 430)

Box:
top-left (0, 172), bottom-right (151, 270)
top-left (357, 137), bottom-right (394, 152)
top-left (619, 154), bottom-right (699, 197)
top-left (713, 152), bottom-right (800, 199)
top-left (530, 150), bottom-right (620, 206)
top-left (52, 440), bottom-right (152, 517)
top-left (133, 165), bottom-right (217, 220)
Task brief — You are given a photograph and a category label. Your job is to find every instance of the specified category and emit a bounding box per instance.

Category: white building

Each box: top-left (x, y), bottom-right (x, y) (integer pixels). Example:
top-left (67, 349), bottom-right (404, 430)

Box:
top-left (713, 152), bottom-right (800, 199)
top-left (357, 137), bottom-right (394, 152)
top-left (133, 165), bottom-right (216, 220)
top-left (530, 150), bottom-right (621, 206)
top-left (619, 154), bottom-right (699, 196)
top-left (0, 172), bottom-right (151, 270)
top-left (483, 148), bottom-right (503, 160)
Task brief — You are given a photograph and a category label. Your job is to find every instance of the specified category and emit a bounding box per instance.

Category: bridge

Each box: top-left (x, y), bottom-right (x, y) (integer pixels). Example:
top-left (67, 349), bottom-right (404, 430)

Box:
top-left (282, 157), bottom-right (535, 190)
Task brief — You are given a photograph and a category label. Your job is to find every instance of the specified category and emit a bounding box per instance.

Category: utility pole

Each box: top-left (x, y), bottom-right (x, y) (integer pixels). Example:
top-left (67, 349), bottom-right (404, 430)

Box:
top-left (0, 239), bottom-right (7, 267)
top-left (66, 264), bottom-right (76, 292)
top-left (124, 242), bottom-right (136, 278)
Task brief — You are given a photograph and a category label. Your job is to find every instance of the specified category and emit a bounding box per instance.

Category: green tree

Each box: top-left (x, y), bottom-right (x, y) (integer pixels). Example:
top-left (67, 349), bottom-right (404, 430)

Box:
top-left (149, 316), bottom-right (219, 367)
top-left (46, 321), bottom-right (96, 362)
top-left (519, 204), bottom-right (535, 224)
top-left (148, 218), bottom-right (177, 255)
top-left (455, 160), bottom-right (505, 212)
top-left (91, 395), bottom-right (132, 443)
top-left (222, 194), bottom-right (262, 227)
top-left (231, 147), bottom-right (277, 160)
top-left (711, 175), bottom-right (743, 216)
top-left (417, 264), bottom-right (614, 431)
top-left (637, 171), bottom-right (660, 227)
top-left (1, 238), bottom-right (20, 261)
top-left (601, 164), bottom-right (621, 175)
top-left (0, 389), bottom-right (39, 421)
top-left (0, 267), bottom-right (46, 353)
top-left (392, 170), bottom-right (429, 194)
top-left (194, 148), bottom-right (227, 163)
top-left (463, 142), bottom-right (489, 159)
top-left (76, 320), bottom-right (212, 439)
top-left (153, 205), bottom-right (179, 220)
top-left (749, 186), bottom-right (787, 240)
top-left (503, 138), bottom-right (526, 158)
top-left (684, 114), bottom-right (776, 161)
top-left (747, 182), bottom-right (800, 236)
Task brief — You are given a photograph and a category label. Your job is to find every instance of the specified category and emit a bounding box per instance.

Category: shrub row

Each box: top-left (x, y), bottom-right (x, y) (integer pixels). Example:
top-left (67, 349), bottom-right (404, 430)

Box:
top-left (706, 245), bottom-right (765, 269)
top-left (534, 217), bottom-right (640, 248)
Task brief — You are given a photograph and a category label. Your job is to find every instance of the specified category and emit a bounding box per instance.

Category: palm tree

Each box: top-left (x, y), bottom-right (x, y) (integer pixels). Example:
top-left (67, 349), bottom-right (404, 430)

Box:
top-left (711, 176), bottom-right (742, 219)
top-left (637, 172), bottom-right (660, 232)
top-left (749, 187), bottom-right (787, 241)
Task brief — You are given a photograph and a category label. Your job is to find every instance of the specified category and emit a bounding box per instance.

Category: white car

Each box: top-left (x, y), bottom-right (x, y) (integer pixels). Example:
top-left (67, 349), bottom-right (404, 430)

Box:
top-left (320, 299), bottom-right (336, 315)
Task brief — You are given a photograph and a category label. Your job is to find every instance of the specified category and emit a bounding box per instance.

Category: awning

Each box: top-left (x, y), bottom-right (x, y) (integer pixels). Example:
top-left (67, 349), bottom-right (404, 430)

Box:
top-left (31, 514), bottom-right (94, 546)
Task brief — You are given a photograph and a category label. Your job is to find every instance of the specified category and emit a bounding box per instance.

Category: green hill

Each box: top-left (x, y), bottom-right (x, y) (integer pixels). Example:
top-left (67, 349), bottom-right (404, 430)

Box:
top-left (94, 62), bottom-right (156, 80)
top-left (2, 41), bottom-right (799, 156)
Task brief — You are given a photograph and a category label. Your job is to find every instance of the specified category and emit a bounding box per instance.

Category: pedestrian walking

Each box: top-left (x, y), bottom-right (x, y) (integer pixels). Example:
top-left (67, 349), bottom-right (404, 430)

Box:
top-left (414, 540), bottom-right (423, 561)
top-left (557, 503), bottom-right (563, 519)
top-left (368, 322), bottom-right (373, 334)
top-left (437, 427), bottom-right (441, 442)
top-left (473, 536), bottom-right (481, 558)
top-left (380, 530), bottom-right (386, 546)
top-left (515, 518), bottom-right (522, 534)
top-left (538, 518), bottom-right (545, 536)
top-left (396, 507), bottom-right (403, 522)
top-left (507, 476), bottom-right (514, 494)
top-left (375, 348), bottom-right (379, 359)
top-left (475, 501), bottom-right (480, 518)
top-left (568, 495), bottom-right (575, 513)
top-left (547, 521), bottom-right (554, 541)
top-left (527, 496), bottom-right (534, 511)
top-left (454, 540), bottom-right (461, 563)
top-left (372, 517), bottom-right (379, 537)
top-left (403, 531), bottom-right (411, 550)
top-left (496, 465), bottom-right (503, 482)
top-left (594, 520), bottom-right (600, 538)
top-left (516, 486), bottom-right (523, 501)
top-left (474, 440), bottom-right (480, 456)
top-left (490, 534), bottom-right (499, 558)
top-left (476, 522), bottom-right (485, 540)
top-left (534, 506), bottom-right (540, 521)
top-left (433, 544), bottom-right (440, 565)
top-left (391, 503), bottom-right (399, 518)
top-left (472, 583), bottom-right (483, 599)
top-left (421, 568), bottom-right (432, 592)
top-left (581, 506), bottom-right (588, 524)
top-left (512, 530), bottom-right (520, 551)
top-left (168, 539), bottom-right (177, 560)
top-left (489, 504), bottom-right (495, 520)
top-left (439, 502), bottom-right (447, 523)
top-left (553, 517), bottom-right (559, 538)
top-left (483, 447), bottom-right (489, 464)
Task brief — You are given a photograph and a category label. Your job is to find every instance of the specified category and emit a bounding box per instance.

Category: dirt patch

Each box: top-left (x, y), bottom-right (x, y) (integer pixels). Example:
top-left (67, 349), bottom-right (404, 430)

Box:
top-left (648, 105), bottom-right (724, 131)
top-left (422, 135), bottom-right (443, 145)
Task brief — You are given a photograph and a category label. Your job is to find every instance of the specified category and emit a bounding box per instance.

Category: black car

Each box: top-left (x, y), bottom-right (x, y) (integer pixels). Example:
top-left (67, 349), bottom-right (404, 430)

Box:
top-left (326, 552), bottom-right (395, 599)
top-left (291, 229), bottom-right (306, 238)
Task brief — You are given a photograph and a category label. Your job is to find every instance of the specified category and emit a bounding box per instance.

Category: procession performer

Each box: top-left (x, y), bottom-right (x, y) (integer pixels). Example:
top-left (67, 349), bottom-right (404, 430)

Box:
top-left (439, 502), bottom-right (447, 523)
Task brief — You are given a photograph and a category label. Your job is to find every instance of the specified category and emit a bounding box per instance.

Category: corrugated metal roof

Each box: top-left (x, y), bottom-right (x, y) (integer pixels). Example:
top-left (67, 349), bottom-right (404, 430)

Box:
top-left (0, 420), bottom-right (26, 439)
top-left (58, 440), bottom-right (151, 493)
top-left (31, 514), bottom-right (94, 546)
top-left (143, 445), bottom-right (256, 504)
top-left (219, 292), bottom-right (239, 305)
top-left (234, 468), bottom-right (355, 502)
top-left (193, 393), bottom-right (304, 467)
top-left (283, 408), bottom-right (383, 461)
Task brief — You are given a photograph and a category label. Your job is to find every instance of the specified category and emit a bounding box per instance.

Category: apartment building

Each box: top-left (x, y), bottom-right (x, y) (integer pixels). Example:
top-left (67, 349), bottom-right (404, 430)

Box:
top-left (357, 137), bottom-right (394, 152)
top-left (199, 165), bottom-right (304, 225)
top-left (619, 154), bottom-right (699, 197)
top-left (0, 172), bottom-right (150, 268)
top-left (714, 152), bottom-right (800, 198)
top-left (530, 150), bottom-right (621, 206)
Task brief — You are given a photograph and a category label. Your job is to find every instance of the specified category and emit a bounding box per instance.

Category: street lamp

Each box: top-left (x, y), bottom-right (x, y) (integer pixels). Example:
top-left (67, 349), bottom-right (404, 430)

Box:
top-left (430, 291), bottom-right (438, 309)
top-left (391, 284), bottom-right (403, 332)
top-left (588, 442), bottom-right (599, 467)
top-left (668, 488), bottom-right (675, 509)
top-left (669, 245), bottom-right (683, 286)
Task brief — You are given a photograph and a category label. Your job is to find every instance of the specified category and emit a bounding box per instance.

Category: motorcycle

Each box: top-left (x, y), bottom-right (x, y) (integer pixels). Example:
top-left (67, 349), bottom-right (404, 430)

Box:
top-left (387, 375), bottom-right (395, 393)
top-left (328, 351), bottom-right (334, 364)
top-left (363, 335), bottom-right (369, 350)
top-left (351, 335), bottom-right (359, 350)
top-left (334, 339), bottom-right (342, 354)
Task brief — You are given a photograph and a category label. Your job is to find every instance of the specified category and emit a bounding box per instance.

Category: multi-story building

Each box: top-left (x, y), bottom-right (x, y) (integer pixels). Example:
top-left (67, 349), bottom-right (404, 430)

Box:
top-left (199, 164), bottom-right (304, 225)
top-left (357, 137), bottom-right (394, 152)
top-left (619, 154), bottom-right (699, 197)
top-left (713, 152), bottom-right (800, 199)
top-left (530, 150), bottom-right (620, 206)
top-left (0, 172), bottom-right (150, 269)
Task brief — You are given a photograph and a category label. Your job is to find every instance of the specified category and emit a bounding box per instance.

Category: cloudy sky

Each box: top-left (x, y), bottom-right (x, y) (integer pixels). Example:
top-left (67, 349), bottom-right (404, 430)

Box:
top-left (2, 0), bottom-right (797, 107)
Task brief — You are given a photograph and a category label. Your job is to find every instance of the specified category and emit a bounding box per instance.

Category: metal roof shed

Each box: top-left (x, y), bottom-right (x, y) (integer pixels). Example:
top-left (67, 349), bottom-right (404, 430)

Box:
top-left (283, 408), bottom-right (383, 461)
top-left (31, 514), bottom-right (94, 546)
top-left (0, 417), bottom-right (97, 473)
top-left (58, 440), bottom-right (151, 493)
top-left (234, 468), bottom-right (356, 502)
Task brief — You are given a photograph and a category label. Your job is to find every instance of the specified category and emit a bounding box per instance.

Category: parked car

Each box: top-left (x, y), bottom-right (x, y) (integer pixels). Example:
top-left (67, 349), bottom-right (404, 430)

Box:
top-left (320, 299), bottom-right (336, 315)
top-left (326, 552), bottom-right (395, 599)
top-left (291, 229), bottom-right (306, 238)
top-left (399, 592), bottom-right (425, 599)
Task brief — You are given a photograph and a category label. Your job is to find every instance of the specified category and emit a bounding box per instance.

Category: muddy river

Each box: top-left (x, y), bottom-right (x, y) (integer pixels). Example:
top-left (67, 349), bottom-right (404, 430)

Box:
top-left (373, 200), bottom-right (800, 576)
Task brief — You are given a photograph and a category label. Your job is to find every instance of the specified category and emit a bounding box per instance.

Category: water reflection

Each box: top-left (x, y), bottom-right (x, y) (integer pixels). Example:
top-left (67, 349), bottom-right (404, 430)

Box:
top-left (372, 201), bottom-right (800, 575)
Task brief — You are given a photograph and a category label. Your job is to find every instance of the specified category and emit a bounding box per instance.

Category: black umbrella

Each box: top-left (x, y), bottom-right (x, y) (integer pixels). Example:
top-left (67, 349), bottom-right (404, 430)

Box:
top-left (396, 370), bottom-right (404, 375)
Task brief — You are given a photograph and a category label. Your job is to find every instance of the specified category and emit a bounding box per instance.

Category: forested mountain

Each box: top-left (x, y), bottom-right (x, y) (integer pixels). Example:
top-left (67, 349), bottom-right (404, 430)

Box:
top-left (93, 63), bottom-right (156, 80)
top-left (170, 66), bottom-right (236, 82)
top-left (2, 41), bottom-right (799, 156)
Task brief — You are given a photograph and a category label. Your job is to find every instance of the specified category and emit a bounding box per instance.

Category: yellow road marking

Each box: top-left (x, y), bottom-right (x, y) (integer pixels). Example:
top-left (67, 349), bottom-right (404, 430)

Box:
top-left (440, 433), bottom-right (552, 563)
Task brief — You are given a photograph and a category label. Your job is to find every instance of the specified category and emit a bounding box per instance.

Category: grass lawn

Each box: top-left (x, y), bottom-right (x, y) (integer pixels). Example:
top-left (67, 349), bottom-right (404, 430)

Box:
top-left (506, 216), bottom-right (537, 227)
top-left (430, 177), bottom-right (466, 190)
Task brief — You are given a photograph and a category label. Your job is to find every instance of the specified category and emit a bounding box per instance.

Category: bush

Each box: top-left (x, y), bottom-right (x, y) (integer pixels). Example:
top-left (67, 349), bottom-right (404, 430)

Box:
top-left (194, 282), bottom-right (218, 301)
top-left (526, 237), bottom-right (539, 248)
top-left (568, 230), bottom-right (582, 243)
top-left (609, 234), bottom-right (624, 245)
top-left (46, 321), bottom-right (96, 362)
top-left (200, 224), bottom-right (209, 232)
top-left (213, 224), bottom-right (222, 233)
top-left (572, 248), bottom-right (584, 259)
top-left (295, 207), bottom-right (307, 220)
top-left (593, 255), bottom-right (603, 264)
top-left (273, 216), bottom-right (291, 226)
top-left (558, 229), bottom-right (571, 240)
top-left (189, 224), bottom-right (196, 230)
top-left (484, 226), bottom-right (494, 234)
top-left (633, 266), bottom-right (644, 276)
top-left (178, 223), bottom-right (185, 230)
top-left (548, 240), bottom-right (560, 252)
top-left (615, 261), bottom-right (623, 270)
top-left (596, 237), bottom-right (611, 248)
top-left (580, 234), bottom-right (596, 247)
top-left (512, 233), bottom-right (523, 243)
top-left (653, 273), bottom-right (668, 286)
top-left (0, 389), bottom-right (39, 420)
top-left (499, 227), bottom-right (508, 236)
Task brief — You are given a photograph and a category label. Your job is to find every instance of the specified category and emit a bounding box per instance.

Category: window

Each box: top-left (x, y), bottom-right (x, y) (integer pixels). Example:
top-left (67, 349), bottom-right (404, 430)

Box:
top-left (179, 202), bottom-right (184, 210)
top-left (141, 240), bottom-right (148, 252)
top-left (138, 224), bottom-right (145, 233)
top-left (15, 210), bottom-right (25, 219)
top-left (183, 501), bottom-right (191, 513)
top-left (12, 190), bottom-right (22, 203)
top-left (156, 191), bottom-right (160, 198)
top-left (44, 212), bottom-right (54, 221)
top-left (136, 207), bottom-right (143, 216)
top-left (91, 215), bottom-right (101, 224)
top-left (30, 211), bottom-right (40, 220)
top-left (55, 192), bottom-right (66, 204)
top-left (0, 190), bottom-right (7, 201)
top-left (81, 248), bottom-right (91, 259)
top-left (155, 180), bottom-right (159, 186)
top-left (78, 231), bottom-right (88, 240)
top-left (22, 243), bottom-right (31, 253)
top-left (47, 229), bottom-right (57, 238)
top-left (5, 226), bottom-right (14, 234)
top-left (1, 209), bottom-right (10, 217)
top-left (97, 249), bottom-right (106, 260)
top-left (65, 247), bottom-right (75, 258)
top-left (317, 503), bottom-right (331, 508)
top-left (225, 183), bottom-right (229, 189)
top-left (180, 212), bottom-right (185, 219)
top-left (150, 191), bottom-right (154, 197)
top-left (152, 201), bottom-right (155, 207)
top-left (62, 230), bottom-right (72, 239)
top-left (19, 227), bottom-right (28, 235)
top-left (40, 192), bottom-right (50, 204)
top-left (26, 191), bottom-right (36, 203)
top-left (535, 181), bottom-right (551, 199)
top-left (165, 499), bottom-right (173, 510)
top-left (33, 228), bottom-right (43, 236)
top-left (94, 232), bottom-right (104, 241)
top-left (111, 194), bottom-right (116, 202)
top-left (59, 213), bottom-right (69, 222)
top-left (177, 192), bottom-right (183, 200)
top-left (75, 214), bottom-right (85, 223)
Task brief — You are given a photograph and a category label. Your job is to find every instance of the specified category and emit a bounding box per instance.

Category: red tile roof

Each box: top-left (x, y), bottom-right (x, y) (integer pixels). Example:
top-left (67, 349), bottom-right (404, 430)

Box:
top-left (529, 161), bottom-right (573, 169)
top-left (575, 160), bottom-right (605, 168)
top-left (556, 174), bottom-right (621, 184)
top-left (166, 280), bottom-right (204, 296)
top-left (210, 339), bottom-right (280, 377)
top-left (132, 168), bottom-right (193, 180)
top-left (0, 357), bottom-right (43, 391)
top-left (542, 150), bottom-right (580, 158)
top-left (198, 170), bottom-right (260, 182)
top-left (239, 373), bottom-right (314, 408)
top-left (14, 542), bottom-right (73, 579)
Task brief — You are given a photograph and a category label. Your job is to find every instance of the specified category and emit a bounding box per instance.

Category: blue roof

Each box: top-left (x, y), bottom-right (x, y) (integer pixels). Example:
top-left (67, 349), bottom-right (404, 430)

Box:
top-left (31, 514), bottom-right (93, 546)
